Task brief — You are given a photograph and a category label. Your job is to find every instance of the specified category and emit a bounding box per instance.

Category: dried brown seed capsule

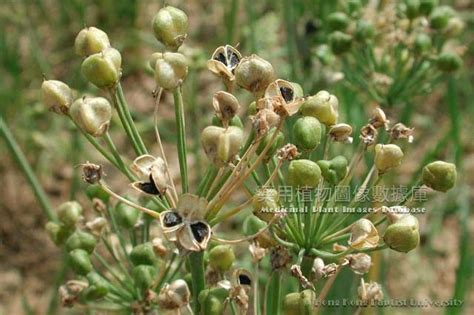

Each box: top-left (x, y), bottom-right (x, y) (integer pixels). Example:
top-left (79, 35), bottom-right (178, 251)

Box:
top-left (235, 54), bottom-right (275, 95)
top-left (207, 45), bottom-right (242, 81)
top-left (369, 108), bottom-right (390, 129)
top-left (360, 124), bottom-right (378, 145)
top-left (41, 80), bottom-right (73, 114)
top-left (390, 123), bottom-right (414, 142)
top-left (131, 155), bottom-right (168, 196)
top-left (329, 123), bottom-right (353, 143)
top-left (358, 278), bottom-right (383, 302)
top-left (270, 246), bottom-right (291, 270)
top-left (212, 91), bottom-right (240, 126)
top-left (70, 97), bottom-right (112, 137)
top-left (74, 26), bottom-right (110, 57)
top-left (347, 253), bottom-right (372, 275)
top-left (81, 162), bottom-right (103, 184)
top-left (349, 218), bottom-right (379, 250)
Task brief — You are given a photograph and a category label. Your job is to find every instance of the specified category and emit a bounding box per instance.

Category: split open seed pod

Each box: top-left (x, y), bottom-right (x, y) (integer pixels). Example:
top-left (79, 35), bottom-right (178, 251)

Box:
top-left (207, 45), bottom-right (242, 81)
top-left (348, 218), bottom-right (379, 249)
top-left (131, 155), bottom-right (168, 196)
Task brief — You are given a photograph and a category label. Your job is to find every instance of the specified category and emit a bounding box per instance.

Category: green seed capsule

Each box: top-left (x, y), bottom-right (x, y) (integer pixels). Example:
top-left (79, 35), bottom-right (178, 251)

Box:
top-left (300, 90), bottom-right (339, 126)
top-left (253, 188), bottom-right (280, 222)
top-left (383, 214), bottom-right (420, 253)
top-left (130, 243), bottom-right (156, 266)
top-left (414, 33), bottom-right (432, 55)
top-left (212, 115), bottom-right (244, 129)
top-left (419, 0), bottom-right (438, 16)
top-left (115, 201), bottom-right (140, 229)
top-left (405, 0), bottom-right (420, 19)
top-left (243, 215), bottom-right (277, 248)
top-left (436, 52), bottom-right (462, 72)
top-left (74, 26), bottom-right (110, 57)
top-left (327, 12), bottom-right (350, 31)
top-left (354, 20), bottom-right (375, 42)
top-left (293, 116), bottom-right (322, 152)
top-left (201, 126), bottom-right (243, 167)
top-left (429, 6), bottom-right (454, 30)
top-left (152, 6), bottom-right (188, 50)
top-left (329, 31), bottom-right (352, 55)
top-left (287, 159), bottom-right (322, 188)
top-left (235, 54), bottom-right (275, 95)
top-left (65, 231), bottom-right (97, 254)
top-left (247, 101), bottom-right (257, 116)
top-left (198, 287), bottom-right (229, 315)
top-left (256, 127), bottom-right (284, 162)
top-left (57, 201), bottom-right (83, 227)
top-left (69, 249), bottom-right (93, 276)
top-left (80, 272), bottom-right (109, 301)
top-left (422, 161), bottom-right (456, 192)
top-left (41, 80), bottom-right (73, 114)
top-left (209, 245), bottom-right (235, 272)
top-left (133, 265), bottom-right (158, 292)
top-left (69, 97), bottom-right (113, 137)
top-left (374, 144), bottom-right (404, 173)
top-left (317, 155), bottom-right (348, 185)
top-left (85, 184), bottom-right (110, 203)
top-left (282, 290), bottom-right (316, 315)
top-left (45, 221), bottom-right (73, 246)
top-left (154, 52), bottom-right (188, 90)
top-left (81, 48), bottom-right (121, 88)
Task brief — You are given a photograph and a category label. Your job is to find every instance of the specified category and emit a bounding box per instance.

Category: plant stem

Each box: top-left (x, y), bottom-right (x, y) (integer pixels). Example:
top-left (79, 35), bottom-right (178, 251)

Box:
top-left (173, 87), bottom-right (189, 193)
top-left (265, 271), bottom-right (281, 315)
top-left (188, 251), bottom-right (205, 313)
top-left (104, 131), bottom-right (134, 181)
top-left (0, 116), bottom-right (56, 221)
top-left (116, 84), bottom-right (147, 154)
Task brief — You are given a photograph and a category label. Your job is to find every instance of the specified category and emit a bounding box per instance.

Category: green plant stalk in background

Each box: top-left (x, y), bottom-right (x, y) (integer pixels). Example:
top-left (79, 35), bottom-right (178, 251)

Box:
top-left (0, 115), bottom-right (56, 222)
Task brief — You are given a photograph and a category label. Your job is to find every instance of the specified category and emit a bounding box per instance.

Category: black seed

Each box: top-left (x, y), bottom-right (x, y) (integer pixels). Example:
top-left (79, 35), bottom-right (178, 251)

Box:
top-left (280, 86), bottom-right (294, 103)
top-left (227, 49), bottom-right (240, 68)
top-left (190, 221), bottom-right (209, 243)
top-left (238, 274), bottom-right (252, 286)
top-left (137, 182), bottom-right (160, 195)
top-left (163, 212), bottom-right (183, 227)
top-left (214, 52), bottom-right (226, 64)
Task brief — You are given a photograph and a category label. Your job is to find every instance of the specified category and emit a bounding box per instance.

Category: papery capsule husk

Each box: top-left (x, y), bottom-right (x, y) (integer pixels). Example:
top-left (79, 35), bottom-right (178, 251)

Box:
top-left (349, 218), bottom-right (379, 250)
top-left (207, 45), bottom-right (242, 81)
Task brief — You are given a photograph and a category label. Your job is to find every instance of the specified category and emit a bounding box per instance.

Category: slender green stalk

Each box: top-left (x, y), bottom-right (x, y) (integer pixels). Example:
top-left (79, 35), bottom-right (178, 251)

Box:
top-left (188, 251), bottom-right (205, 313)
top-left (265, 271), bottom-right (281, 315)
top-left (116, 84), bottom-right (147, 154)
top-left (104, 131), bottom-right (134, 181)
top-left (0, 116), bottom-right (56, 221)
top-left (173, 87), bottom-right (189, 193)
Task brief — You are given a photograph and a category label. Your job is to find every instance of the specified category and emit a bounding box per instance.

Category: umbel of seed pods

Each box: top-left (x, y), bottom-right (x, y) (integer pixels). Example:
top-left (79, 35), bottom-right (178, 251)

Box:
top-left (40, 4), bottom-right (459, 312)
